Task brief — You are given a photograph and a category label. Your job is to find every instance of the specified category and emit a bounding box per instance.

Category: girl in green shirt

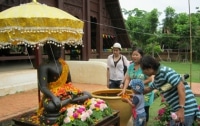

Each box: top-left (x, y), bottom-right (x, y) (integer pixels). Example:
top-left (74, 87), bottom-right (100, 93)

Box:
top-left (121, 48), bottom-right (154, 126)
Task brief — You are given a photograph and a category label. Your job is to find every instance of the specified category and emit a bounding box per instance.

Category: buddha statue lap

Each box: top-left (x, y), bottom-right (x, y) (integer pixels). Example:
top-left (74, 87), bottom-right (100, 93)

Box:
top-left (37, 43), bottom-right (92, 125)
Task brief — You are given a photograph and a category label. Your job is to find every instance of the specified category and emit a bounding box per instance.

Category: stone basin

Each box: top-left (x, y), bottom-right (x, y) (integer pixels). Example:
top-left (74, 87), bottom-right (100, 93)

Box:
top-left (91, 89), bottom-right (132, 126)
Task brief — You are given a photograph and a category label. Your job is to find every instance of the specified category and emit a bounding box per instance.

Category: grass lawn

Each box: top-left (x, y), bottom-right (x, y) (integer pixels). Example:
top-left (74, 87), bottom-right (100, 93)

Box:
top-left (160, 61), bottom-right (200, 83)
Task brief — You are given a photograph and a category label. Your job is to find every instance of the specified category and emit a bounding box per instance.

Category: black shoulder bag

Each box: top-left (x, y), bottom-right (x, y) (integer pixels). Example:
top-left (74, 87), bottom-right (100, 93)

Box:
top-left (122, 55), bottom-right (127, 75)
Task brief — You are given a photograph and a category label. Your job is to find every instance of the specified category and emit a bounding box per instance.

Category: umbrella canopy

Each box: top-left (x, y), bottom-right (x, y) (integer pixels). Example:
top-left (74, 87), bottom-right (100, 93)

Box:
top-left (0, 0), bottom-right (84, 48)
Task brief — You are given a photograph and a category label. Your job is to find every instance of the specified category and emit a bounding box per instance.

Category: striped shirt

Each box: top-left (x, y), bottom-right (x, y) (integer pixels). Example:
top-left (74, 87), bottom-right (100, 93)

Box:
top-left (150, 65), bottom-right (199, 117)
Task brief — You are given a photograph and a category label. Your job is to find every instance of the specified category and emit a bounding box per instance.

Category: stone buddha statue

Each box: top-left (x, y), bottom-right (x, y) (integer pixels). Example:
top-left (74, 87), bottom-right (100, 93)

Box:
top-left (37, 43), bottom-right (92, 125)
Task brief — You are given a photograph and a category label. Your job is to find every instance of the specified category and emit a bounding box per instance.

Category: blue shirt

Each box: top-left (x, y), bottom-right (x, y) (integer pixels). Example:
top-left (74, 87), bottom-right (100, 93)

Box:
top-left (128, 63), bottom-right (154, 106)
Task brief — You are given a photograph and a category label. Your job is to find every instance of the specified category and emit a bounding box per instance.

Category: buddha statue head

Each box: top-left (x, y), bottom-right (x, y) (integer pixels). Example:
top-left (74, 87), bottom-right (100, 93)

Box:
top-left (45, 43), bottom-right (62, 60)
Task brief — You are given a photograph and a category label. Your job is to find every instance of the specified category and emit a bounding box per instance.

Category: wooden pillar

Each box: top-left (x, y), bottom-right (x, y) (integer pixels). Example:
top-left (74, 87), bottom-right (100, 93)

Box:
top-left (34, 44), bottom-right (42, 69)
top-left (57, 0), bottom-right (63, 10)
top-left (96, 0), bottom-right (103, 58)
top-left (82, 0), bottom-right (91, 60)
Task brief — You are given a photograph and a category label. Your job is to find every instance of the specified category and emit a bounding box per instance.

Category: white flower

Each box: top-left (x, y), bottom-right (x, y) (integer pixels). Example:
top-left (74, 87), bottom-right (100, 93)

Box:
top-left (63, 116), bottom-right (71, 123)
top-left (87, 109), bottom-right (93, 115)
top-left (80, 111), bottom-right (89, 121)
top-left (67, 109), bottom-right (74, 117)
top-left (90, 103), bottom-right (95, 109)
top-left (100, 103), bottom-right (108, 111)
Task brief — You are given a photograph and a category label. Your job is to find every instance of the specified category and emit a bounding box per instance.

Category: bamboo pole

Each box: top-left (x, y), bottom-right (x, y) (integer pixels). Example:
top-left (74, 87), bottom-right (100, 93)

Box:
top-left (188, 0), bottom-right (192, 88)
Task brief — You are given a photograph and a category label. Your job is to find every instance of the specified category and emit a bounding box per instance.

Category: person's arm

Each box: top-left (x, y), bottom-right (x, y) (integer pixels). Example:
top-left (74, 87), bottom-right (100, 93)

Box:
top-left (107, 56), bottom-right (110, 88)
top-left (38, 65), bottom-right (61, 108)
top-left (107, 68), bottom-right (110, 88)
top-left (144, 86), bottom-right (153, 94)
top-left (143, 75), bottom-right (153, 85)
top-left (126, 98), bottom-right (136, 108)
top-left (122, 75), bottom-right (131, 89)
top-left (120, 72), bottom-right (127, 88)
top-left (38, 66), bottom-right (54, 98)
top-left (176, 81), bottom-right (185, 123)
top-left (123, 95), bottom-right (137, 108)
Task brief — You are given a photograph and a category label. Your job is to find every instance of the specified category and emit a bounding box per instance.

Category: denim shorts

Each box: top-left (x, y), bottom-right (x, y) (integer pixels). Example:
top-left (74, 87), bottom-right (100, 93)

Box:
top-left (169, 115), bottom-right (195, 126)
top-left (133, 112), bottom-right (146, 126)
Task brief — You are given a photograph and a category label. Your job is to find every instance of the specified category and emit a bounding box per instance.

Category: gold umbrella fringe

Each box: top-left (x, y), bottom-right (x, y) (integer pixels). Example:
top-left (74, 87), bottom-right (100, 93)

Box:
top-left (0, 38), bottom-right (83, 49)
top-left (0, 25), bottom-right (84, 49)
top-left (0, 26), bottom-right (84, 34)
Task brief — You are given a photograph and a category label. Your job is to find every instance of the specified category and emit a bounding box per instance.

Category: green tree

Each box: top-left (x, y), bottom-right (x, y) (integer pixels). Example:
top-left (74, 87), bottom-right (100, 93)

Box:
top-left (161, 6), bottom-right (179, 52)
top-left (173, 13), bottom-right (198, 60)
top-left (123, 8), bottom-right (160, 55)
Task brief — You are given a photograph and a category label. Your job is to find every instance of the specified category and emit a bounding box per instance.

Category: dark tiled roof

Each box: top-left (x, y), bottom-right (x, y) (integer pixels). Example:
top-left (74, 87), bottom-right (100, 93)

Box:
top-left (105, 0), bottom-right (131, 48)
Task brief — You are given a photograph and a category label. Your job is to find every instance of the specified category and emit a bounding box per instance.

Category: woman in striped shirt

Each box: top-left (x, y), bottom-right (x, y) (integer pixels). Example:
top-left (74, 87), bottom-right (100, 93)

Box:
top-left (140, 55), bottom-right (200, 126)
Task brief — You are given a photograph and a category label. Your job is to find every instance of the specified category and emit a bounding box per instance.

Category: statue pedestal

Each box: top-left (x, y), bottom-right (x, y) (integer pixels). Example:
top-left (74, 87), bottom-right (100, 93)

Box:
top-left (13, 110), bottom-right (120, 126)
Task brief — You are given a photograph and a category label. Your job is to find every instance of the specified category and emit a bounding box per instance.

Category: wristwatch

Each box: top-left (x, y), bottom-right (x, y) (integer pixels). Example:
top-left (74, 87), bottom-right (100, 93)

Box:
top-left (178, 105), bottom-right (185, 109)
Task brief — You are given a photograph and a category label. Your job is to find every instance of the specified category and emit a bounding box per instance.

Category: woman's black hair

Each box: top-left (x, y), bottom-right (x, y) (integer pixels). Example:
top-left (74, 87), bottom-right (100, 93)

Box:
top-left (140, 55), bottom-right (160, 70)
top-left (131, 47), bottom-right (144, 64)
top-left (132, 47), bottom-right (144, 57)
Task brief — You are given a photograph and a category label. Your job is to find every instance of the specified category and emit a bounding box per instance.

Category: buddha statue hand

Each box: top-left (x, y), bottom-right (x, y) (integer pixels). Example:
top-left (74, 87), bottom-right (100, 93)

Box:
top-left (43, 96), bottom-right (72, 114)
top-left (52, 96), bottom-right (62, 108)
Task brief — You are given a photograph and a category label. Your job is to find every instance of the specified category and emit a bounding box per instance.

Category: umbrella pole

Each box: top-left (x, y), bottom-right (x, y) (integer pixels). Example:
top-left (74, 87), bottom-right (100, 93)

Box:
top-left (188, 0), bottom-right (192, 88)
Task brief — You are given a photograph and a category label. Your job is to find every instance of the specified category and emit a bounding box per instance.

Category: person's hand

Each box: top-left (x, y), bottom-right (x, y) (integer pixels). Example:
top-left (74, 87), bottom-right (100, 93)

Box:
top-left (196, 118), bottom-right (200, 125)
top-left (121, 97), bottom-right (129, 103)
top-left (52, 96), bottom-right (61, 108)
top-left (176, 108), bottom-right (185, 123)
top-left (119, 83), bottom-right (123, 89)
top-left (118, 88), bottom-right (126, 96)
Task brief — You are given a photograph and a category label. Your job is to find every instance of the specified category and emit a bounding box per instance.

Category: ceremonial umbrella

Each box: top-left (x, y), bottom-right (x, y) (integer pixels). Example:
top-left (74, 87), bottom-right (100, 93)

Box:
top-left (0, 0), bottom-right (84, 48)
top-left (0, 0), bottom-right (84, 105)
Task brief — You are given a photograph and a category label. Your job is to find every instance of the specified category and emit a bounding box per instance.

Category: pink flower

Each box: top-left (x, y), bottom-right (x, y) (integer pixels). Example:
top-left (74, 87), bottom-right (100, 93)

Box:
top-left (95, 103), bottom-right (100, 108)
top-left (73, 112), bottom-right (79, 119)
top-left (97, 99), bottom-right (105, 104)
top-left (198, 105), bottom-right (200, 110)
top-left (158, 108), bottom-right (166, 115)
top-left (77, 107), bottom-right (85, 114)
top-left (171, 112), bottom-right (177, 120)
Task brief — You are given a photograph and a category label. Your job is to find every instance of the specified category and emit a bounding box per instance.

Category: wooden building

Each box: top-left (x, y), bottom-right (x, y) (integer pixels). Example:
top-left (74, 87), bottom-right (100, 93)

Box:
top-left (0, 0), bottom-right (131, 68)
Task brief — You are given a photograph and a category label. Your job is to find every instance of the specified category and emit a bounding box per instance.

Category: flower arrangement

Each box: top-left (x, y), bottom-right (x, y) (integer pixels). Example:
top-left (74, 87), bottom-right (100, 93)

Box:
top-left (56, 98), bottom-right (113, 126)
top-left (84, 98), bottom-right (113, 122)
top-left (57, 104), bottom-right (94, 126)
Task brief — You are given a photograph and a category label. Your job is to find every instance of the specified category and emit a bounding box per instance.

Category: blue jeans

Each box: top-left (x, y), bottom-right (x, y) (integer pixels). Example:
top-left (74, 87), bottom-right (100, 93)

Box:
top-left (169, 115), bottom-right (195, 126)
top-left (109, 80), bottom-right (122, 89)
top-left (133, 112), bottom-right (146, 126)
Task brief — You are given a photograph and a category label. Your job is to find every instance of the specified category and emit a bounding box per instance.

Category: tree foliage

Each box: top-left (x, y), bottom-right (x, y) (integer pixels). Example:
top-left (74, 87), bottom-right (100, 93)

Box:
top-left (122, 6), bottom-right (200, 61)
